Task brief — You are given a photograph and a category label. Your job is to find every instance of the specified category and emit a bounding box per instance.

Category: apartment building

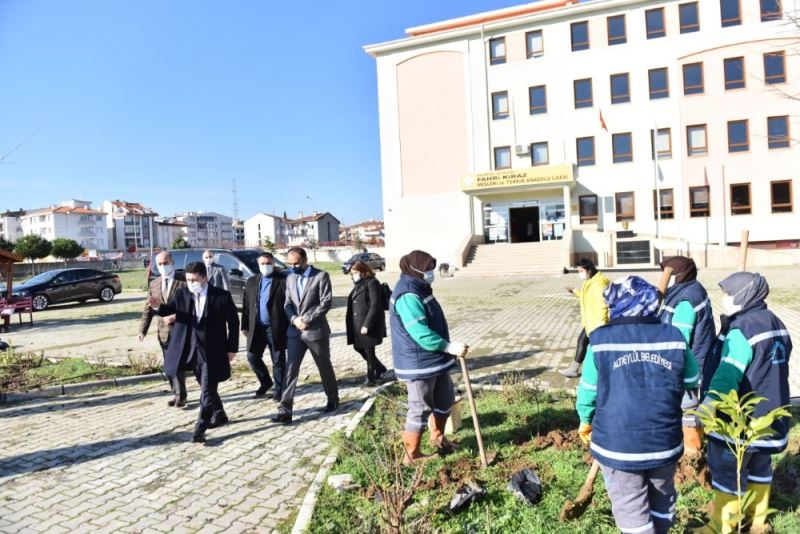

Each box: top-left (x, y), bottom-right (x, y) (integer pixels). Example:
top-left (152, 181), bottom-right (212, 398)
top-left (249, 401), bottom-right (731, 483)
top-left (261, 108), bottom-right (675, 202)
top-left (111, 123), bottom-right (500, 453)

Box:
top-left (101, 200), bottom-right (158, 251)
top-left (174, 211), bottom-right (235, 248)
top-left (18, 200), bottom-right (108, 250)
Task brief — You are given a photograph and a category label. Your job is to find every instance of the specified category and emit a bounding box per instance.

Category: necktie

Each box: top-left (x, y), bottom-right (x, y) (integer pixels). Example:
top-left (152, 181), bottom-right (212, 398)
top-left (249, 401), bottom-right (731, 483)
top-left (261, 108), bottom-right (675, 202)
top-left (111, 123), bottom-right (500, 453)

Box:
top-left (162, 279), bottom-right (168, 301)
top-left (194, 295), bottom-right (201, 317)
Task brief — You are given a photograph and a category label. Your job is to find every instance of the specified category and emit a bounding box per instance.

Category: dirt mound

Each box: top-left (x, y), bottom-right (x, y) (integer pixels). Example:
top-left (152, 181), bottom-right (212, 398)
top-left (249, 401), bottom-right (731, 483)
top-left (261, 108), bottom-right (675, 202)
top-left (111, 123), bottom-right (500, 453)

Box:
top-left (674, 453), bottom-right (711, 488)
top-left (531, 430), bottom-right (582, 451)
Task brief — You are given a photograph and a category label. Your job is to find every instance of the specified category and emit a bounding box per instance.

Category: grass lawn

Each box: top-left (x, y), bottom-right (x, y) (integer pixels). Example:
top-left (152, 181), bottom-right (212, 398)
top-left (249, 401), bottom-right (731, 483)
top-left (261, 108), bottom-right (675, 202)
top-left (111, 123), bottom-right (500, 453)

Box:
top-left (111, 268), bottom-right (150, 291)
top-left (311, 261), bottom-right (344, 275)
top-left (306, 381), bottom-right (800, 534)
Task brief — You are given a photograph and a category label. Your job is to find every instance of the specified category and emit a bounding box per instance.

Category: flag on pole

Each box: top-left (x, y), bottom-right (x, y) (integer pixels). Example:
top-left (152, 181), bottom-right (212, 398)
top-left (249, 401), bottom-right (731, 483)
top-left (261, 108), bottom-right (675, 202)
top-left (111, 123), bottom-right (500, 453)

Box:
top-left (599, 110), bottom-right (608, 132)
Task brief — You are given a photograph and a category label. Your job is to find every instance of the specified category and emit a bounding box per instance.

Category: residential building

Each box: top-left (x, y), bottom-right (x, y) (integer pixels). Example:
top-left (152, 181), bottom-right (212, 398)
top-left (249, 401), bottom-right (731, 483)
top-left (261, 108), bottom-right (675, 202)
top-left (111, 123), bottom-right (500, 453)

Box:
top-left (365, 0), bottom-right (800, 267)
top-left (285, 212), bottom-right (341, 246)
top-left (19, 200), bottom-right (108, 250)
top-left (154, 219), bottom-right (189, 249)
top-left (0, 210), bottom-right (25, 244)
top-left (101, 200), bottom-right (158, 251)
top-left (174, 211), bottom-right (235, 248)
top-left (341, 219), bottom-right (385, 244)
top-left (233, 219), bottom-right (245, 247)
top-left (243, 213), bottom-right (288, 248)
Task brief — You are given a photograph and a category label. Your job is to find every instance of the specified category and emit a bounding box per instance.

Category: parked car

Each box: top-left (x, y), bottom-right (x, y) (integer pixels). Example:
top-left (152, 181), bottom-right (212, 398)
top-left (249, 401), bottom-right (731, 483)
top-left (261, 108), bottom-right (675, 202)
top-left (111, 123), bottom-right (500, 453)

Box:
top-left (12, 268), bottom-right (123, 311)
top-left (341, 252), bottom-right (386, 274)
top-left (146, 248), bottom-right (286, 307)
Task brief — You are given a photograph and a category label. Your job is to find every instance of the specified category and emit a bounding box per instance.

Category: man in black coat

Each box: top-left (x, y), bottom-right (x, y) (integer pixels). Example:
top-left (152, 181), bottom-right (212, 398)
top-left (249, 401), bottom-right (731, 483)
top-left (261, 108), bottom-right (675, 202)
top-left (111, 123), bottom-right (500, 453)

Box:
top-left (241, 252), bottom-right (288, 401)
top-left (149, 261), bottom-right (239, 443)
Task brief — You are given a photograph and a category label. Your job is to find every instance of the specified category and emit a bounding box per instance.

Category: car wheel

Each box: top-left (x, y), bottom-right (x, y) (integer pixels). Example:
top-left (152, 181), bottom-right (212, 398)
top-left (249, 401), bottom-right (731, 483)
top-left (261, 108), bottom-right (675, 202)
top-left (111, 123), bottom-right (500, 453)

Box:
top-left (99, 286), bottom-right (115, 303)
top-left (32, 294), bottom-right (49, 311)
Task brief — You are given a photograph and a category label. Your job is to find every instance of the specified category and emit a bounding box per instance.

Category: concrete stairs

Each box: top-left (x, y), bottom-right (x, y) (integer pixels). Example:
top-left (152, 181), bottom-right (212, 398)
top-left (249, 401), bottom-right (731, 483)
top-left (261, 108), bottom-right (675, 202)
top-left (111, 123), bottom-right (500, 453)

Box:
top-left (460, 241), bottom-right (568, 276)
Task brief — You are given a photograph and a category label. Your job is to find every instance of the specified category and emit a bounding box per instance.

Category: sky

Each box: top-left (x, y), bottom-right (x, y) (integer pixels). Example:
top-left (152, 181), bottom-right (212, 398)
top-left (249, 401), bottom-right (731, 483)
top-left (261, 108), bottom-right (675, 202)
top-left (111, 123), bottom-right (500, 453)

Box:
top-left (0, 0), bottom-right (519, 226)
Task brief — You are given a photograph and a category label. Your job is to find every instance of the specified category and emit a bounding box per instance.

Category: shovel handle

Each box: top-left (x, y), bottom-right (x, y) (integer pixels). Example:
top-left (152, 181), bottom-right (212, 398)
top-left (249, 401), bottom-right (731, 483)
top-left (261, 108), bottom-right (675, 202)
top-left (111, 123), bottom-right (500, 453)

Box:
top-left (657, 266), bottom-right (673, 299)
top-left (458, 353), bottom-right (488, 468)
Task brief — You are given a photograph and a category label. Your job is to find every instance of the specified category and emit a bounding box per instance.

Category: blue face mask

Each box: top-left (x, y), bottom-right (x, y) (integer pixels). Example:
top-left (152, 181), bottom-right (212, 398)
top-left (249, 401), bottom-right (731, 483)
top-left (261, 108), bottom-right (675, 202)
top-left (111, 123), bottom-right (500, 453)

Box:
top-left (422, 271), bottom-right (435, 284)
top-left (292, 266), bottom-right (305, 275)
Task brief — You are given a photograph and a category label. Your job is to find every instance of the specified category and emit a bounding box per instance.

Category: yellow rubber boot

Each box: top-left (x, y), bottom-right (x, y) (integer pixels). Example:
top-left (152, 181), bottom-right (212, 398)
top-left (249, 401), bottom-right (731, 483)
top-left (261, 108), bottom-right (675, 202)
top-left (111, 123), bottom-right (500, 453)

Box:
top-left (746, 483), bottom-right (772, 534)
top-left (694, 490), bottom-right (740, 534)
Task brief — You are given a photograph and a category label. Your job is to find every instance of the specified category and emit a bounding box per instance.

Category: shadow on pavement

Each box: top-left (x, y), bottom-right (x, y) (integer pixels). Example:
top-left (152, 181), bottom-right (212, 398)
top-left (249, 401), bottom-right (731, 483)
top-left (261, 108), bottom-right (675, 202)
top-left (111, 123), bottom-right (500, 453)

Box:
top-left (0, 387), bottom-right (172, 419)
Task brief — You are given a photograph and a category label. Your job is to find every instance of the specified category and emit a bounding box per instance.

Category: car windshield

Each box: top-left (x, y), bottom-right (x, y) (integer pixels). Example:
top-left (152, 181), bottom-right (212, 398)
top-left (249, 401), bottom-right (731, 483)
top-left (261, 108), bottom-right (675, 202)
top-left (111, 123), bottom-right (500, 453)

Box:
top-left (22, 271), bottom-right (58, 285)
top-left (232, 250), bottom-right (286, 272)
top-left (348, 255), bottom-right (363, 262)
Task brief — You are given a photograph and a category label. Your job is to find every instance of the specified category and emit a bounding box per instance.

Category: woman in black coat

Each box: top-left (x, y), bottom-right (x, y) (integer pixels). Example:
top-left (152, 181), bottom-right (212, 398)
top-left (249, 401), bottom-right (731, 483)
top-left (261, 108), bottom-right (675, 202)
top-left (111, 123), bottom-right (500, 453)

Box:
top-left (345, 260), bottom-right (387, 386)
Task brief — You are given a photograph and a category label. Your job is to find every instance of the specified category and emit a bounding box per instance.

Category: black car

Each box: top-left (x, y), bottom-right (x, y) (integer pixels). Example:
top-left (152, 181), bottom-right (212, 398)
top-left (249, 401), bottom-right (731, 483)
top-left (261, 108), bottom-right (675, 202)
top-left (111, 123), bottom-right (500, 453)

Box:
top-left (342, 252), bottom-right (386, 274)
top-left (12, 268), bottom-right (123, 311)
top-left (146, 248), bottom-right (286, 307)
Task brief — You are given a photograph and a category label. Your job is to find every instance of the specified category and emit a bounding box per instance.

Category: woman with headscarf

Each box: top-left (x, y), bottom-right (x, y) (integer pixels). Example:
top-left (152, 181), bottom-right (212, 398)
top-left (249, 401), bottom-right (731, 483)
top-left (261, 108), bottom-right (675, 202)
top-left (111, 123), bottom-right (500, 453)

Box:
top-left (560, 258), bottom-right (610, 378)
top-left (576, 276), bottom-right (699, 534)
top-left (657, 256), bottom-right (716, 454)
top-left (697, 272), bottom-right (792, 534)
top-left (390, 250), bottom-right (468, 464)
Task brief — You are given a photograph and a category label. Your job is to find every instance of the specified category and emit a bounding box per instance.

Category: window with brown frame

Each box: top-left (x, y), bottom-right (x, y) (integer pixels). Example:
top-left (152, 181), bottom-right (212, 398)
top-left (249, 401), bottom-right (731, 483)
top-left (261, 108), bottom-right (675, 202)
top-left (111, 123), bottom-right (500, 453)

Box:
top-left (491, 91), bottom-right (509, 120)
top-left (727, 120), bottom-right (749, 152)
top-left (649, 68), bottom-right (669, 99)
top-left (767, 116), bottom-right (790, 149)
top-left (579, 195), bottom-right (599, 224)
top-left (531, 142), bottom-right (549, 166)
top-left (526, 30), bottom-right (544, 58)
top-left (529, 85), bottom-right (547, 114)
top-left (615, 191), bottom-right (635, 221)
top-left (724, 57), bottom-right (745, 90)
top-left (607, 15), bottom-right (627, 45)
top-left (494, 146), bottom-right (511, 169)
top-left (574, 78), bottom-right (593, 109)
top-left (489, 37), bottom-right (506, 65)
top-left (651, 128), bottom-right (672, 159)
top-left (679, 2), bottom-right (700, 33)
top-left (645, 8), bottom-right (666, 38)
top-left (683, 62), bottom-right (704, 95)
top-left (689, 186), bottom-right (711, 217)
top-left (652, 189), bottom-right (675, 219)
top-left (764, 51), bottom-right (786, 84)
top-left (687, 124), bottom-right (708, 156)
top-left (612, 133), bottom-right (633, 163)
top-left (730, 183), bottom-right (751, 215)
top-left (720, 0), bottom-right (742, 27)
top-left (576, 137), bottom-right (595, 166)
top-left (760, 0), bottom-right (782, 21)
top-left (610, 73), bottom-right (630, 104)
top-left (571, 21), bottom-right (590, 51)
top-left (771, 180), bottom-right (792, 213)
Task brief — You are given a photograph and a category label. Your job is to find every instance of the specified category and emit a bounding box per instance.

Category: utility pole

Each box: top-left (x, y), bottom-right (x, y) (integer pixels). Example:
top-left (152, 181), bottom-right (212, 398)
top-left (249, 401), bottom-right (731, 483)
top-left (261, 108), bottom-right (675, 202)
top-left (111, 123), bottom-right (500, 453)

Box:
top-left (232, 178), bottom-right (240, 222)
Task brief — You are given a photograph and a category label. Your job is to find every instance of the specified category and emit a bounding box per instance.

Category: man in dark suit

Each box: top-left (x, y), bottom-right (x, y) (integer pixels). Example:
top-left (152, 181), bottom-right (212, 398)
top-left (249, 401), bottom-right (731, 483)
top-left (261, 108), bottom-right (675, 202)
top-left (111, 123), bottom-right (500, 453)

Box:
top-left (149, 261), bottom-right (240, 443)
top-left (138, 251), bottom-right (187, 406)
top-left (241, 251), bottom-right (288, 400)
top-left (271, 247), bottom-right (339, 424)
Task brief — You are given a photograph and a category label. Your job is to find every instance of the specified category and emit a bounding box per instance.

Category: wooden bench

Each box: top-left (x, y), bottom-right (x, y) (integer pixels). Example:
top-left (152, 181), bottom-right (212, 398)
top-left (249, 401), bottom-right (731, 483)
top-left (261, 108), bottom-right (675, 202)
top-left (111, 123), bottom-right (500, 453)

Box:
top-left (0, 296), bottom-right (33, 332)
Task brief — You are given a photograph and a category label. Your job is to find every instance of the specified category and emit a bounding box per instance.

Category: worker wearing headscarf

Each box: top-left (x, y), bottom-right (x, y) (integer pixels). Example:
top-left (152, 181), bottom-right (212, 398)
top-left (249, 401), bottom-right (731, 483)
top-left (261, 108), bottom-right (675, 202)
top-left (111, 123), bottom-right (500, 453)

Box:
top-left (698, 272), bottom-right (792, 534)
top-left (576, 276), bottom-right (699, 534)
top-left (390, 250), bottom-right (468, 464)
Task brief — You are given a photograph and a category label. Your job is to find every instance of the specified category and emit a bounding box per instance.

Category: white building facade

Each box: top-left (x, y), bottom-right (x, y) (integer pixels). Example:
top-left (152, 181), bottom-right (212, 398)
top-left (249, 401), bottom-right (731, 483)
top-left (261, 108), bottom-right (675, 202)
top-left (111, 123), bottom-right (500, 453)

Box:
top-left (175, 211), bottom-right (235, 248)
top-left (244, 213), bottom-right (288, 248)
top-left (365, 0), bottom-right (800, 267)
top-left (285, 212), bottom-right (341, 246)
top-left (154, 219), bottom-right (189, 249)
top-left (101, 200), bottom-right (157, 251)
top-left (0, 210), bottom-right (24, 244)
top-left (19, 200), bottom-right (108, 250)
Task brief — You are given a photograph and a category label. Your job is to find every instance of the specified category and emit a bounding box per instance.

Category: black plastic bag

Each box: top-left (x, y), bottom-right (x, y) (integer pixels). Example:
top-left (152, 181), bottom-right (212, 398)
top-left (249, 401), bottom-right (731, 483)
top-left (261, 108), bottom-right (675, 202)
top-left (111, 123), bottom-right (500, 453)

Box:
top-left (448, 482), bottom-right (486, 513)
top-left (0, 340), bottom-right (8, 351)
top-left (508, 468), bottom-right (543, 505)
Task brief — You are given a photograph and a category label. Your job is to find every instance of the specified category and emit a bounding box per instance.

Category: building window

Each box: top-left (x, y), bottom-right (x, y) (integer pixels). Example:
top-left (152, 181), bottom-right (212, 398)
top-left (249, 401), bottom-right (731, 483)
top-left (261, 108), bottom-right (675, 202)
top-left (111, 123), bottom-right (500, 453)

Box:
top-left (730, 183), bottom-right (751, 214)
top-left (727, 120), bottom-right (749, 152)
top-left (526, 30), bottom-right (544, 58)
top-left (610, 73), bottom-right (630, 104)
top-left (607, 15), bottom-right (627, 45)
top-left (615, 192), bottom-right (636, 221)
top-left (687, 124), bottom-right (708, 156)
top-left (764, 51), bottom-right (786, 84)
top-left (612, 133), bottom-right (633, 163)
top-left (653, 189), bottom-right (675, 219)
top-left (492, 91), bottom-right (509, 120)
top-left (724, 57), bottom-right (745, 90)
top-left (529, 85), bottom-right (547, 114)
top-left (690, 186), bottom-right (711, 217)
top-left (720, 0), bottom-right (742, 27)
top-left (646, 8), bottom-right (666, 39)
top-left (649, 68), bottom-right (669, 99)
top-left (576, 137), bottom-right (595, 166)
top-left (761, 0), bottom-right (782, 21)
top-left (767, 116), bottom-right (790, 149)
top-left (489, 37), bottom-right (506, 65)
top-left (771, 180), bottom-right (793, 212)
top-left (651, 128), bottom-right (672, 159)
top-left (679, 2), bottom-right (700, 33)
top-left (531, 142), bottom-right (549, 166)
top-left (683, 62), bottom-right (704, 95)
top-left (573, 78), bottom-right (593, 109)
top-left (494, 146), bottom-right (511, 169)
top-left (579, 195), bottom-right (599, 224)
top-left (571, 21), bottom-right (589, 51)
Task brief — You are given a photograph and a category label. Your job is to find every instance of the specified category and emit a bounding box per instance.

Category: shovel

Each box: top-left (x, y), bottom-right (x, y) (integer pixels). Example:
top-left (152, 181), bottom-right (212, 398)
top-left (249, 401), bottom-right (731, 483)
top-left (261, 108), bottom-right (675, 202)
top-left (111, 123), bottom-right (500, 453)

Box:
top-left (457, 346), bottom-right (488, 468)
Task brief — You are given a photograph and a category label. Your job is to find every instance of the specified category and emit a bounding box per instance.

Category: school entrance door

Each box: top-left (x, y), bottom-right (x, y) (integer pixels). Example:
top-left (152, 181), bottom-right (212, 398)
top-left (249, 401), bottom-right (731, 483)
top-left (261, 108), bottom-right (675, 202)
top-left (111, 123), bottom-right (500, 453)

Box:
top-left (509, 207), bottom-right (540, 243)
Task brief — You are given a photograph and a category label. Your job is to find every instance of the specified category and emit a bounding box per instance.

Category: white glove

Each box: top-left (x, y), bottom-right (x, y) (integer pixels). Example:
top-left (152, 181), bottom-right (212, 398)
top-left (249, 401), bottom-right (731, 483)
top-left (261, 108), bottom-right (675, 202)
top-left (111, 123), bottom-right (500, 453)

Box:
top-left (445, 341), bottom-right (468, 357)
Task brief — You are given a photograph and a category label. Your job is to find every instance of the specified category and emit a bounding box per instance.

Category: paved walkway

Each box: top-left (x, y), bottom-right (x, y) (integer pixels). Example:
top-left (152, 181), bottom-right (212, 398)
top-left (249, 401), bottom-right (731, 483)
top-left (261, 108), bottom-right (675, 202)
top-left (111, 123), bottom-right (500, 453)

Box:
top-left (1, 267), bottom-right (798, 533)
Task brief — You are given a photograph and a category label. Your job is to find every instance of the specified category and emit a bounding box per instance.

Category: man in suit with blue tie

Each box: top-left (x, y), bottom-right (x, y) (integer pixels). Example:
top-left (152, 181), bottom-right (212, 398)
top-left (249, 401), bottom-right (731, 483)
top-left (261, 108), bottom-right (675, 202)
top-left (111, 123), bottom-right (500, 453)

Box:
top-left (271, 247), bottom-right (339, 424)
top-left (149, 261), bottom-right (239, 443)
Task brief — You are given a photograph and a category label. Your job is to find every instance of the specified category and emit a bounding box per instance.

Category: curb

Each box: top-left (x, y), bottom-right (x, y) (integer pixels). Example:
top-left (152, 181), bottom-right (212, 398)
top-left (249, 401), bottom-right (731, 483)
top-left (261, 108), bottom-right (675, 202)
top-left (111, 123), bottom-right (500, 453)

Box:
top-left (290, 382), bottom-right (393, 534)
top-left (0, 373), bottom-right (167, 404)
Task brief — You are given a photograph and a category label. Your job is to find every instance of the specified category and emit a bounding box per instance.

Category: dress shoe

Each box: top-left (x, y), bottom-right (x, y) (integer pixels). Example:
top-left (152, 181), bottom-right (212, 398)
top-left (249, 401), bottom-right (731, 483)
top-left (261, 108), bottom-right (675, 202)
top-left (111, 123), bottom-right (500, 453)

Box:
top-left (208, 412), bottom-right (229, 429)
top-left (272, 391), bottom-right (282, 402)
top-left (167, 398), bottom-right (177, 407)
top-left (191, 431), bottom-right (206, 443)
top-left (270, 412), bottom-right (292, 424)
top-left (175, 398), bottom-right (187, 408)
top-left (323, 399), bottom-right (340, 413)
top-left (254, 381), bottom-right (273, 397)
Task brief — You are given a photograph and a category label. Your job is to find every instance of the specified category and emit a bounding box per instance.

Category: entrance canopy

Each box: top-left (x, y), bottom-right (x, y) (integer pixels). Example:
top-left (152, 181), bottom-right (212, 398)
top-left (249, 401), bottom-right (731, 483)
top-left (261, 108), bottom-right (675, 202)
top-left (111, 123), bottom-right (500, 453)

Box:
top-left (0, 248), bottom-right (23, 300)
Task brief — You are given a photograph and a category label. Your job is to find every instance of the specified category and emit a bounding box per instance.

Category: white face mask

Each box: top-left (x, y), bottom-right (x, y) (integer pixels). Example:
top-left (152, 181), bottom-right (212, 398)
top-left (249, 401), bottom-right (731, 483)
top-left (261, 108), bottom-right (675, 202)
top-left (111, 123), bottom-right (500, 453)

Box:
top-left (667, 275), bottom-right (677, 288)
top-left (187, 281), bottom-right (204, 294)
top-left (722, 295), bottom-right (742, 315)
top-left (578, 270), bottom-right (587, 280)
top-left (158, 264), bottom-right (174, 277)
top-left (352, 273), bottom-right (361, 283)
top-left (259, 264), bottom-right (274, 276)
top-left (203, 258), bottom-right (213, 267)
